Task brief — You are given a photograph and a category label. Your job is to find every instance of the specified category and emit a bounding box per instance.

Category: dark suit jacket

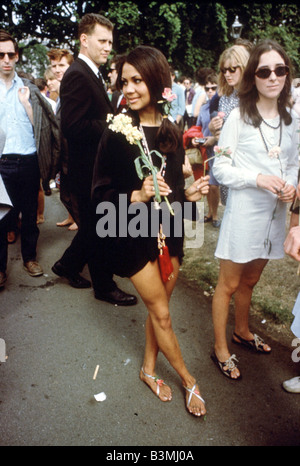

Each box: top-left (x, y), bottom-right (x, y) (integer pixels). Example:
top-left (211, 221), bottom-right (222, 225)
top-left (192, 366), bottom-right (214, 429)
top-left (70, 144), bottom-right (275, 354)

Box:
top-left (58, 58), bottom-right (114, 286)
top-left (22, 78), bottom-right (60, 183)
top-left (60, 58), bottom-right (113, 198)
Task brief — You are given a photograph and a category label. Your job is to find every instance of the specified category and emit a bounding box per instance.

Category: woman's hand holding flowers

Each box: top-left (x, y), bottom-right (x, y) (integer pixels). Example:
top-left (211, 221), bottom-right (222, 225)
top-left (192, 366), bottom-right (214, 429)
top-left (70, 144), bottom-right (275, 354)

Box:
top-left (131, 174), bottom-right (172, 204)
top-left (277, 183), bottom-right (296, 203)
top-left (208, 112), bottom-right (224, 138)
top-left (256, 173), bottom-right (295, 200)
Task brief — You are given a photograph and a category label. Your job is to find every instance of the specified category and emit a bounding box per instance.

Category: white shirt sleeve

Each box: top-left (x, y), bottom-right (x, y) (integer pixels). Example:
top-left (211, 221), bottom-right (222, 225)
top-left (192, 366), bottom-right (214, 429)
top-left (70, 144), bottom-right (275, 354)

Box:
top-left (212, 108), bottom-right (260, 189)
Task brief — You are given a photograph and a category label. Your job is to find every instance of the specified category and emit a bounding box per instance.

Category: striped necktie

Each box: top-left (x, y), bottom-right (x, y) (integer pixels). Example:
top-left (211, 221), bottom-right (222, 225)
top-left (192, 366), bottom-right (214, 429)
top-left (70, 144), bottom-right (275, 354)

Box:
top-left (97, 70), bottom-right (107, 90)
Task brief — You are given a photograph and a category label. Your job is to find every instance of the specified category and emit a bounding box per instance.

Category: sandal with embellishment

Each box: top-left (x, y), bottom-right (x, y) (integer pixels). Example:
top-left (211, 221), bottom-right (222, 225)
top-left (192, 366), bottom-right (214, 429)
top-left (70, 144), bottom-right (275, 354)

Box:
top-left (140, 367), bottom-right (172, 401)
top-left (184, 383), bottom-right (206, 417)
top-left (211, 352), bottom-right (242, 380)
top-left (232, 332), bottom-right (271, 353)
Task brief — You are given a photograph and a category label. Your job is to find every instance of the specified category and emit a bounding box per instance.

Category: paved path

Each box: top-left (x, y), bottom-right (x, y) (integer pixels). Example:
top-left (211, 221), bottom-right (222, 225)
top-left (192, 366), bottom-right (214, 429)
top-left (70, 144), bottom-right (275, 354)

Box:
top-left (0, 190), bottom-right (300, 447)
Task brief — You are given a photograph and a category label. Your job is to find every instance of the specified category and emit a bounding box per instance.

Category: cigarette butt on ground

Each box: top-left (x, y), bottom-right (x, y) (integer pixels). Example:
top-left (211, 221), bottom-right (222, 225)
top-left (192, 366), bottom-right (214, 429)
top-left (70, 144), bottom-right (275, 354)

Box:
top-left (93, 365), bottom-right (99, 380)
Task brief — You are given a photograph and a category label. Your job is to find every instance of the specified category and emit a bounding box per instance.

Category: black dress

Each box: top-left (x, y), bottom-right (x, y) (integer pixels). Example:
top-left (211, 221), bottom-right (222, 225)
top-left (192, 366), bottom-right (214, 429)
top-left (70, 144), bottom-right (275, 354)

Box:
top-left (91, 125), bottom-right (187, 278)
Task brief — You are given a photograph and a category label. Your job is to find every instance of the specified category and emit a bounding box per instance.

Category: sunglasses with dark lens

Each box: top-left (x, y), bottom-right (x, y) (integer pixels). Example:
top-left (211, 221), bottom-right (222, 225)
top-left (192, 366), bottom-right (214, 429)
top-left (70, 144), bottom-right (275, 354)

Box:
top-left (221, 66), bottom-right (240, 74)
top-left (255, 65), bottom-right (289, 80)
top-left (205, 85), bottom-right (217, 91)
top-left (109, 68), bottom-right (116, 72)
top-left (0, 52), bottom-right (17, 60)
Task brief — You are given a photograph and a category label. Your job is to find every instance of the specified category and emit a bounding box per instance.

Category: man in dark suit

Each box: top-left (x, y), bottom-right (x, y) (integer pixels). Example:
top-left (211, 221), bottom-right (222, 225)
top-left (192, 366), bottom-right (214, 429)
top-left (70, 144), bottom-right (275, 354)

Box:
top-left (52, 13), bottom-right (137, 306)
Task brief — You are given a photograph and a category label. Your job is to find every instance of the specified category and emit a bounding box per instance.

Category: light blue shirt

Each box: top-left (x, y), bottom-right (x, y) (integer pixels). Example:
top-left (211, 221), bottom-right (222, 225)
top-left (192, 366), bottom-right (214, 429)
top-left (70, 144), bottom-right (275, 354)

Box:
top-left (191, 87), bottom-right (205, 115)
top-left (170, 82), bottom-right (185, 122)
top-left (0, 72), bottom-right (36, 155)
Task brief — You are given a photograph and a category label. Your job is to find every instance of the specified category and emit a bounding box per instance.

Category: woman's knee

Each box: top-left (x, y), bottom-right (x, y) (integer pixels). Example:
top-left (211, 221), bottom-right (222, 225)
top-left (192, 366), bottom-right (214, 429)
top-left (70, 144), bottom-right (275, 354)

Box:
top-left (240, 259), bottom-right (267, 289)
top-left (216, 276), bottom-right (240, 297)
top-left (239, 274), bottom-right (260, 290)
top-left (148, 304), bottom-right (172, 332)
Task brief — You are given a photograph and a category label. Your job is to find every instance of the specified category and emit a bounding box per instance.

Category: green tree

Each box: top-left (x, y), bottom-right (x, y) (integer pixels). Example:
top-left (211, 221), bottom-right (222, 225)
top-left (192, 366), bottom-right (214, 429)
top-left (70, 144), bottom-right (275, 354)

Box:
top-left (0, 1), bottom-right (299, 78)
top-left (18, 42), bottom-right (49, 77)
top-left (231, 3), bottom-right (300, 75)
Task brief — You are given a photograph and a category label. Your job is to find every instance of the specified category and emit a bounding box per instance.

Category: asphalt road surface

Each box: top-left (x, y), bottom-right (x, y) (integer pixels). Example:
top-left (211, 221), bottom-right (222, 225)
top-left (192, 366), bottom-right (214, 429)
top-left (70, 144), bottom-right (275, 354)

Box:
top-left (1, 189), bottom-right (300, 449)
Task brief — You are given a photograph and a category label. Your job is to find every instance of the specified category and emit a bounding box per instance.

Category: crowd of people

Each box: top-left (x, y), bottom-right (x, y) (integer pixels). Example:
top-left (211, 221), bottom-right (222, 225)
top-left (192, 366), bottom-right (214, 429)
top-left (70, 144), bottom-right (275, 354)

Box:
top-left (0, 12), bottom-right (300, 419)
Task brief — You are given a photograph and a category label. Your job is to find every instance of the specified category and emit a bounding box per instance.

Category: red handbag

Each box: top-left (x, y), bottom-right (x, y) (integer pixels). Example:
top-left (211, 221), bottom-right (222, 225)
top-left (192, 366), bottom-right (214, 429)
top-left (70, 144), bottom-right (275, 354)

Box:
top-left (158, 225), bottom-right (174, 283)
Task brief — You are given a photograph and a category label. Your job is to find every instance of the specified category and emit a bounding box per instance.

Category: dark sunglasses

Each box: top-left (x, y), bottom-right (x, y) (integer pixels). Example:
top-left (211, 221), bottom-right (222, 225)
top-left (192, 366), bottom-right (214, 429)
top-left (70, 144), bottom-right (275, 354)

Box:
top-left (221, 66), bottom-right (240, 74)
top-left (255, 65), bottom-right (289, 80)
top-left (205, 85), bottom-right (217, 91)
top-left (0, 52), bottom-right (17, 60)
top-left (109, 68), bottom-right (116, 72)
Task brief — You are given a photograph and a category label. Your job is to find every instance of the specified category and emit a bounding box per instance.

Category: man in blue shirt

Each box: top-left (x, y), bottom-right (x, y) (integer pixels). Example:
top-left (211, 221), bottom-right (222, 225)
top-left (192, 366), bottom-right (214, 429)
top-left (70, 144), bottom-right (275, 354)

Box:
top-left (0, 30), bottom-right (60, 288)
top-left (170, 68), bottom-right (185, 131)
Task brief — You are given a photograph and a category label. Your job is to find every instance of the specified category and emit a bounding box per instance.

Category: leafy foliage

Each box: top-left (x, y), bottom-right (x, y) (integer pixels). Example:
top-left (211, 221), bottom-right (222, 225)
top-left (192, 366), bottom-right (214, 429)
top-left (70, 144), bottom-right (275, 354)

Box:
top-left (0, 1), bottom-right (299, 78)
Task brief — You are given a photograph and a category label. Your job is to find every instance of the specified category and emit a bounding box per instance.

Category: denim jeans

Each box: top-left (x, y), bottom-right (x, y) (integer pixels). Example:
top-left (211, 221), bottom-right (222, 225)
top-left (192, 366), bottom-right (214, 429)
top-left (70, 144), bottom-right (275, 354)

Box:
top-left (0, 155), bottom-right (40, 272)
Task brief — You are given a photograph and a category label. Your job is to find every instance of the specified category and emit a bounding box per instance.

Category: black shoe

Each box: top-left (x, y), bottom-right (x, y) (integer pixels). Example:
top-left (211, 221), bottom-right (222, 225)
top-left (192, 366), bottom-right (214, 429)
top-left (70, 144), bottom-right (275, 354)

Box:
top-left (94, 287), bottom-right (137, 306)
top-left (52, 261), bottom-right (91, 289)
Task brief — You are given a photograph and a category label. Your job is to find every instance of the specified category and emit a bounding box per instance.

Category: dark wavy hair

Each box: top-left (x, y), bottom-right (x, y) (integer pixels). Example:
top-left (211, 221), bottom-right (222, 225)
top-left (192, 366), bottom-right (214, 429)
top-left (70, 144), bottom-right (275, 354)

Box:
top-left (0, 30), bottom-right (18, 53)
top-left (116, 45), bottom-right (182, 154)
top-left (239, 39), bottom-right (293, 127)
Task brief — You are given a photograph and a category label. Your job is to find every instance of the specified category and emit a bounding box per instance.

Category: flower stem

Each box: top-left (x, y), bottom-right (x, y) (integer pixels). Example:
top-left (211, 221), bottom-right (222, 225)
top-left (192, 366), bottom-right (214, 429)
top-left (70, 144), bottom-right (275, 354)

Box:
top-left (203, 155), bottom-right (216, 177)
top-left (164, 196), bottom-right (174, 216)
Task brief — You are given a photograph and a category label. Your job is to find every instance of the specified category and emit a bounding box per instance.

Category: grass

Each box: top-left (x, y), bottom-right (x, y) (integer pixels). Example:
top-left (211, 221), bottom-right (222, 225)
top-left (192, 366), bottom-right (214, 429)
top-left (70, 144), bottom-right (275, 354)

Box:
top-left (180, 200), bottom-right (300, 334)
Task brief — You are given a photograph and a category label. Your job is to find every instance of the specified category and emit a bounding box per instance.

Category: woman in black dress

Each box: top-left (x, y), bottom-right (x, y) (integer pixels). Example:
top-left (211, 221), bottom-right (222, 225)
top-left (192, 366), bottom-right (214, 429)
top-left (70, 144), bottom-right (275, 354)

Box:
top-left (92, 46), bottom-right (209, 417)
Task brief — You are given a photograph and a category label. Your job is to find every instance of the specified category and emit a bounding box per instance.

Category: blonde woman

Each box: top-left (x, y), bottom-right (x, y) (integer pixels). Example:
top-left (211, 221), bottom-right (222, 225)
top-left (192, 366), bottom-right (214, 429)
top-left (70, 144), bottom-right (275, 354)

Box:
top-left (209, 45), bottom-right (250, 205)
top-left (210, 45), bottom-right (250, 132)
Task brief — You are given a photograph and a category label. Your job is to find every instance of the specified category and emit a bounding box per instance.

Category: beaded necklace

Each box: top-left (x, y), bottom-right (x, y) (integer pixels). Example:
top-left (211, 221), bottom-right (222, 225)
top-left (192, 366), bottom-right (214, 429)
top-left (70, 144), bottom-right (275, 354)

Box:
top-left (139, 125), bottom-right (153, 165)
top-left (139, 125), bottom-right (167, 177)
top-left (261, 117), bottom-right (281, 130)
top-left (139, 125), bottom-right (167, 210)
top-left (258, 117), bottom-right (282, 157)
top-left (258, 116), bottom-right (283, 256)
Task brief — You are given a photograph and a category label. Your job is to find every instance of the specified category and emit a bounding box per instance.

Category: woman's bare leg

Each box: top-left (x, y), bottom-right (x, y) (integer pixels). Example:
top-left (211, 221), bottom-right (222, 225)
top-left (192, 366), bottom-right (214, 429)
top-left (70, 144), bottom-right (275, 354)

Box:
top-left (56, 213), bottom-right (74, 227)
top-left (139, 257), bottom-right (179, 401)
top-left (131, 258), bottom-right (206, 416)
top-left (233, 259), bottom-right (271, 351)
top-left (212, 260), bottom-right (244, 378)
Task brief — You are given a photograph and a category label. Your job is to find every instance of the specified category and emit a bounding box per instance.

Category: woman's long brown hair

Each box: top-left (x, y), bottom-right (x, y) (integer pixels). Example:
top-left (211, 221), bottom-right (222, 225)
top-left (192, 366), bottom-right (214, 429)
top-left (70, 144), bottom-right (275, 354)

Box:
top-left (239, 39), bottom-right (293, 127)
top-left (117, 45), bottom-right (182, 154)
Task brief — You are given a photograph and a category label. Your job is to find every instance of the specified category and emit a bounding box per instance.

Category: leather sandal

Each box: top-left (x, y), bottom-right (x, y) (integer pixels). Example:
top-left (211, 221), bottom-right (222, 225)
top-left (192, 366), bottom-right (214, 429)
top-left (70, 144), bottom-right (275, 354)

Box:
top-left (184, 383), bottom-right (206, 417)
top-left (211, 352), bottom-right (242, 380)
top-left (232, 332), bottom-right (271, 353)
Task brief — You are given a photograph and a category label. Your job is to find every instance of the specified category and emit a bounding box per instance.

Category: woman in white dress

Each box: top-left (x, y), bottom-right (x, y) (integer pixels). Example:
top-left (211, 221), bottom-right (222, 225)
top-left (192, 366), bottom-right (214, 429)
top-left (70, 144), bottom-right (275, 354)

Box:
top-left (211, 39), bottom-right (299, 380)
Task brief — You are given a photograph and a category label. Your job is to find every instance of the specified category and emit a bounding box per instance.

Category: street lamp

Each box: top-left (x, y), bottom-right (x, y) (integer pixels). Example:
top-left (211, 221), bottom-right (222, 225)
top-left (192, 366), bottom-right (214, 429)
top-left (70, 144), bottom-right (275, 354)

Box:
top-left (231, 15), bottom-right (243, 39)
